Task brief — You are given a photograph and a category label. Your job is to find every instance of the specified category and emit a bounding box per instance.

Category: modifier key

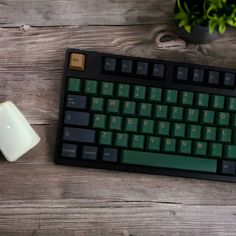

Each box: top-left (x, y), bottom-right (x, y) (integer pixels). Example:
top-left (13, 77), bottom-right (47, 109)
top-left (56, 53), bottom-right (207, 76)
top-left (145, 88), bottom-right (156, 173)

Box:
top-left (63, 127), bottom-right (96, 143)
top-left (82, 146), bottom-right (97, 160)
top-left (221, 160), bottom-right (236, 175)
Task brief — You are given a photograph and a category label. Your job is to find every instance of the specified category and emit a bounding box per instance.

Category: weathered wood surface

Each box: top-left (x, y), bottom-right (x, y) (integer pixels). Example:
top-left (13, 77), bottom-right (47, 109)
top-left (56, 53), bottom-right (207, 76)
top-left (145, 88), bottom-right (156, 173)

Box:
top-left (1, 1), bottom-right (236, 235)
top-left (0, 0), bottom-right (176, 27)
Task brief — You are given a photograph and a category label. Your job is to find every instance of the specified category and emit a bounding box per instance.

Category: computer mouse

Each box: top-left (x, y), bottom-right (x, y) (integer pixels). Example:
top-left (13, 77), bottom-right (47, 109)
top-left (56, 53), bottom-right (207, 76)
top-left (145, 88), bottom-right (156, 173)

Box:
top-left (0, 101), bottom-right (40, 162)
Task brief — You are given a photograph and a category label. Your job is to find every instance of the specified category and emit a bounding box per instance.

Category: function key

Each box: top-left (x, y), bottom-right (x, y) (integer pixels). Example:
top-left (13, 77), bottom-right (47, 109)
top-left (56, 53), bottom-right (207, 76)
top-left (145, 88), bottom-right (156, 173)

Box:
top-left (176, 67), bottom-right (188, 82)
top-left (224, 72), bottom-right (235, 88)
top-left (192, 69), bottom-right (204, 83)
top-left (208, 71), bottom-right (220, 86)
top-left (104, 57), bottom-right (116, 72)
top-left (121, 59), bottom-right (133, 73)
top-left (137, 62), bottom-right (148, 76)
top-left (153, 64), bottom-right (165, 79)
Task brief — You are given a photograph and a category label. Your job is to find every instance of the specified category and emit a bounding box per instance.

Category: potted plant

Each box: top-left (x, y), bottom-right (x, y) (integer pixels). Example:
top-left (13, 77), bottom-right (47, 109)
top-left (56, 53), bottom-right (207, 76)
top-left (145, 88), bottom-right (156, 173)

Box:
top-left (174, 0), bottom-right (236, 43)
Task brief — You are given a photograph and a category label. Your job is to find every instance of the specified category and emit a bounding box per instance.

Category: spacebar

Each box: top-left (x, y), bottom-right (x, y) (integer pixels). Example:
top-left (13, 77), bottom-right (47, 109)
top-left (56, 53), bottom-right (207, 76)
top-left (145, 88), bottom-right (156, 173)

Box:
top-left (121, 150), bottom-right (217, 173)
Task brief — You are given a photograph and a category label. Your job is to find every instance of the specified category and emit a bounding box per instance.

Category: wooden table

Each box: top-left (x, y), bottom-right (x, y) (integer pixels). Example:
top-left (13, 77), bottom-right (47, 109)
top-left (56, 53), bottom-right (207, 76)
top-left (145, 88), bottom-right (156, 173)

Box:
top-left (1, 1), bottom-right (236, 235)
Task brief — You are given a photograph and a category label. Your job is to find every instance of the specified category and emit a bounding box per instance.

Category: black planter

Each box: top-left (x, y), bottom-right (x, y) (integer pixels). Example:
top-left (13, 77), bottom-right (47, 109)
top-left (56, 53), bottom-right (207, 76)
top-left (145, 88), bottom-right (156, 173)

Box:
top-left (174, 0), bottom-right (221, 43)
top-left (176, 24), bottom-right (221, 44)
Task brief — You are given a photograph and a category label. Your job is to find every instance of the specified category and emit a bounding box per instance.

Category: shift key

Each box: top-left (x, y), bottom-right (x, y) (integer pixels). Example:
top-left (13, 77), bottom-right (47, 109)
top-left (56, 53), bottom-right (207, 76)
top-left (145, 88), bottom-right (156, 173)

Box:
top-left (63, 127), bottom-right (96, 143)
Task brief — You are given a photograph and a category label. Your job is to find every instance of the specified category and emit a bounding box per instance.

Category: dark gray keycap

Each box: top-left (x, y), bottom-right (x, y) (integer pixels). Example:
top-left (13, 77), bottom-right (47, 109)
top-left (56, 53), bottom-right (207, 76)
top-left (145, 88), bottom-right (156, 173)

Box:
top-left (82, 146), bottom-right (97, 160)
top-left (66, 95), bottom-right (87, 109)
top-left (103, 148), bottom-right (118, 162)
top-left (64, 111), bottom-right (90, 126)
top-left (224, 72), bottom-right (235, 88)
top-left (176, 67), bottom-right (188, 81)
top-left (208, 71), bottom-right (219, 86)
top-left (221, 160), bottom-right (236, 175)
top-left (137, 62), bottom-right (148, 76)
top-left (121, 59), bottom-right (133, 73)
top-left (153, 64), bottom-right (165, 78)
top-left (104, 58), bottom-right (116, 72)
top-left (61, 143), bottom-right (77, 158)
top-left (193, 69), bottom-right (204, 83)
top-left (63, 127), bottom-right (95, 143)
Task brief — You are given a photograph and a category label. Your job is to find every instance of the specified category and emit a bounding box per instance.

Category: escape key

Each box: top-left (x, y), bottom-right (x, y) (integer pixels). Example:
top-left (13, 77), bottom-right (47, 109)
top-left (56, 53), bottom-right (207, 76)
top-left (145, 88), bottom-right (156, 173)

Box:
top-left (69, 53), bottom-right (86, 71)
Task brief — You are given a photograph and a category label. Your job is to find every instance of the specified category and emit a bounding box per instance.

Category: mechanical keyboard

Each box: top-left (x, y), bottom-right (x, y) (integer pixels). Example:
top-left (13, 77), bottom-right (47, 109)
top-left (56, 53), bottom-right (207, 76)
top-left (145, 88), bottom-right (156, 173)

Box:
top-left (55, 48), bottom-right (236, 182)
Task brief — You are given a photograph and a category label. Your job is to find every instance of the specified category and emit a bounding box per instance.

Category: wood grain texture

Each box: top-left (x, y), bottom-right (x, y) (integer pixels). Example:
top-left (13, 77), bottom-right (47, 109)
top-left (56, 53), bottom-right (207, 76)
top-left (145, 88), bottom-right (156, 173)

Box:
top-left (1, 11), bottom-right (236, 236)
top-left (0, 0), bottom-right (176, 27)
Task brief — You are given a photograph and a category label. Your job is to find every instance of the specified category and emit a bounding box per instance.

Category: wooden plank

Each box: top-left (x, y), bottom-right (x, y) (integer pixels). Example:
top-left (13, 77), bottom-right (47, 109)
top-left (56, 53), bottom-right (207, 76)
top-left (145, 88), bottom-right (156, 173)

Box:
top-left (0, 200), bottom-right (236, 236)
top-left (0, 0), bottom-right (176, 27)
top-left (1, 26), bottom-right (236, 124)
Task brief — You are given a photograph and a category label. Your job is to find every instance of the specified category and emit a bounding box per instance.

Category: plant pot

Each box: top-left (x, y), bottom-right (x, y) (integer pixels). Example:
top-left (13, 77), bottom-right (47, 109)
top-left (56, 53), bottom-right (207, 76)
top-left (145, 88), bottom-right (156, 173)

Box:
top-left (174, 0), bottom-right (221, 44)
top-left (176, 24), bottom-right (221, 44)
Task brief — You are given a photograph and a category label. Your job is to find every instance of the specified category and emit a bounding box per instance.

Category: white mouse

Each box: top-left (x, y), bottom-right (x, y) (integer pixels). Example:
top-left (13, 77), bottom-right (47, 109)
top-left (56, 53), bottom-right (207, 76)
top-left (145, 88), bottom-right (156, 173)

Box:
top-left (0, 101), bottom-right (40, 162)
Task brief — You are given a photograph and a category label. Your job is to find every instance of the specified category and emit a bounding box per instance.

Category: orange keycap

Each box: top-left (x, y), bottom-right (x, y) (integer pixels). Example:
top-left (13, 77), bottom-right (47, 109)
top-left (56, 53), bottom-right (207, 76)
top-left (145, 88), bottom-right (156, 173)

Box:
top-left (69, 53), bottom-right (86, 71)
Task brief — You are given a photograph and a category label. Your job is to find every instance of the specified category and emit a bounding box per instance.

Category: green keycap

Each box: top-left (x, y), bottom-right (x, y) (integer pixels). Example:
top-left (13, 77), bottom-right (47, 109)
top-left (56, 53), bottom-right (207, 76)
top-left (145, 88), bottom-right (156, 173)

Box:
top-left (170, 106), bottom-right (183, 121)
top-left (107, 99), bottom-right (120, 114)
top-left (85, 80), bottom-right (98, 95)
top-left (218, 128), bottom-right (232, 143)
top-left (180, 91), bottom-right (194, 106)
top-left (203, 127), bottom-right (216, 141)
top-left (133, 86), bottom-right (146, 100)
top-left (99, 131), bottom-right (113, 145)
top-left (187, 125), bottom-right (202, 139)
top-left (228, 97), bottom-right (236, 111)
top-left (155, 105), bottom-right (168, 119)
top-left (122, 150), bottom-right (217, 173)
top-left (101, 82), bottom-right (114, 97)
top-left (149, 88), bottom-right (162, 102)
top-left (186, 108), bottom-right (199, 123)
top-left (93, 114), bottom-right (106, 129)
top-left (115, 133), bottom-right (129, 148)
top-left (225, 145), bottom-right (236, 159)
top-left (123, 101), bottom-right (136, 115)
top-left (232, 114), bottom-right (236, 127)
top-left (163, 138), bottom-right (176, 153)
top-left (165, 89), bottom-right (178, 104)
top-left (178, 140), bottom-right (192, 154)
top-left (131, 135), bottom-right (145, 149)
top-left (68, 78), bottom-right (81, 92)
top-left (109, 116), bottom-right (122, 131)
top-left (212, 95), bottom-right (225, 109)
top-left (147, 136), bottom-right (161, 151)
top-left (117, 84), bottom-right (130, 98)
top-left (91, 97), bottom-right (104, 111)
top-left (201, 110), bottom-right (215, 124)
top-left (125, 117), bottom-right (138, 132)
top-left (172, 123), bottom-right (186, 138)
top-left (138, 103), bottom-right (152, 117)
top-left (196, 93), bottom-right (209, 107)
top-left (157, 121), bottom-right (170, 136)
top-left (193, 141), bottom-right (207, 156)
top-left (216, 112), bottom-right (230, 126)
top-left (209, 143), bottom-right (223, 158)
top-left (140, 119), bottom-right (154, 134)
